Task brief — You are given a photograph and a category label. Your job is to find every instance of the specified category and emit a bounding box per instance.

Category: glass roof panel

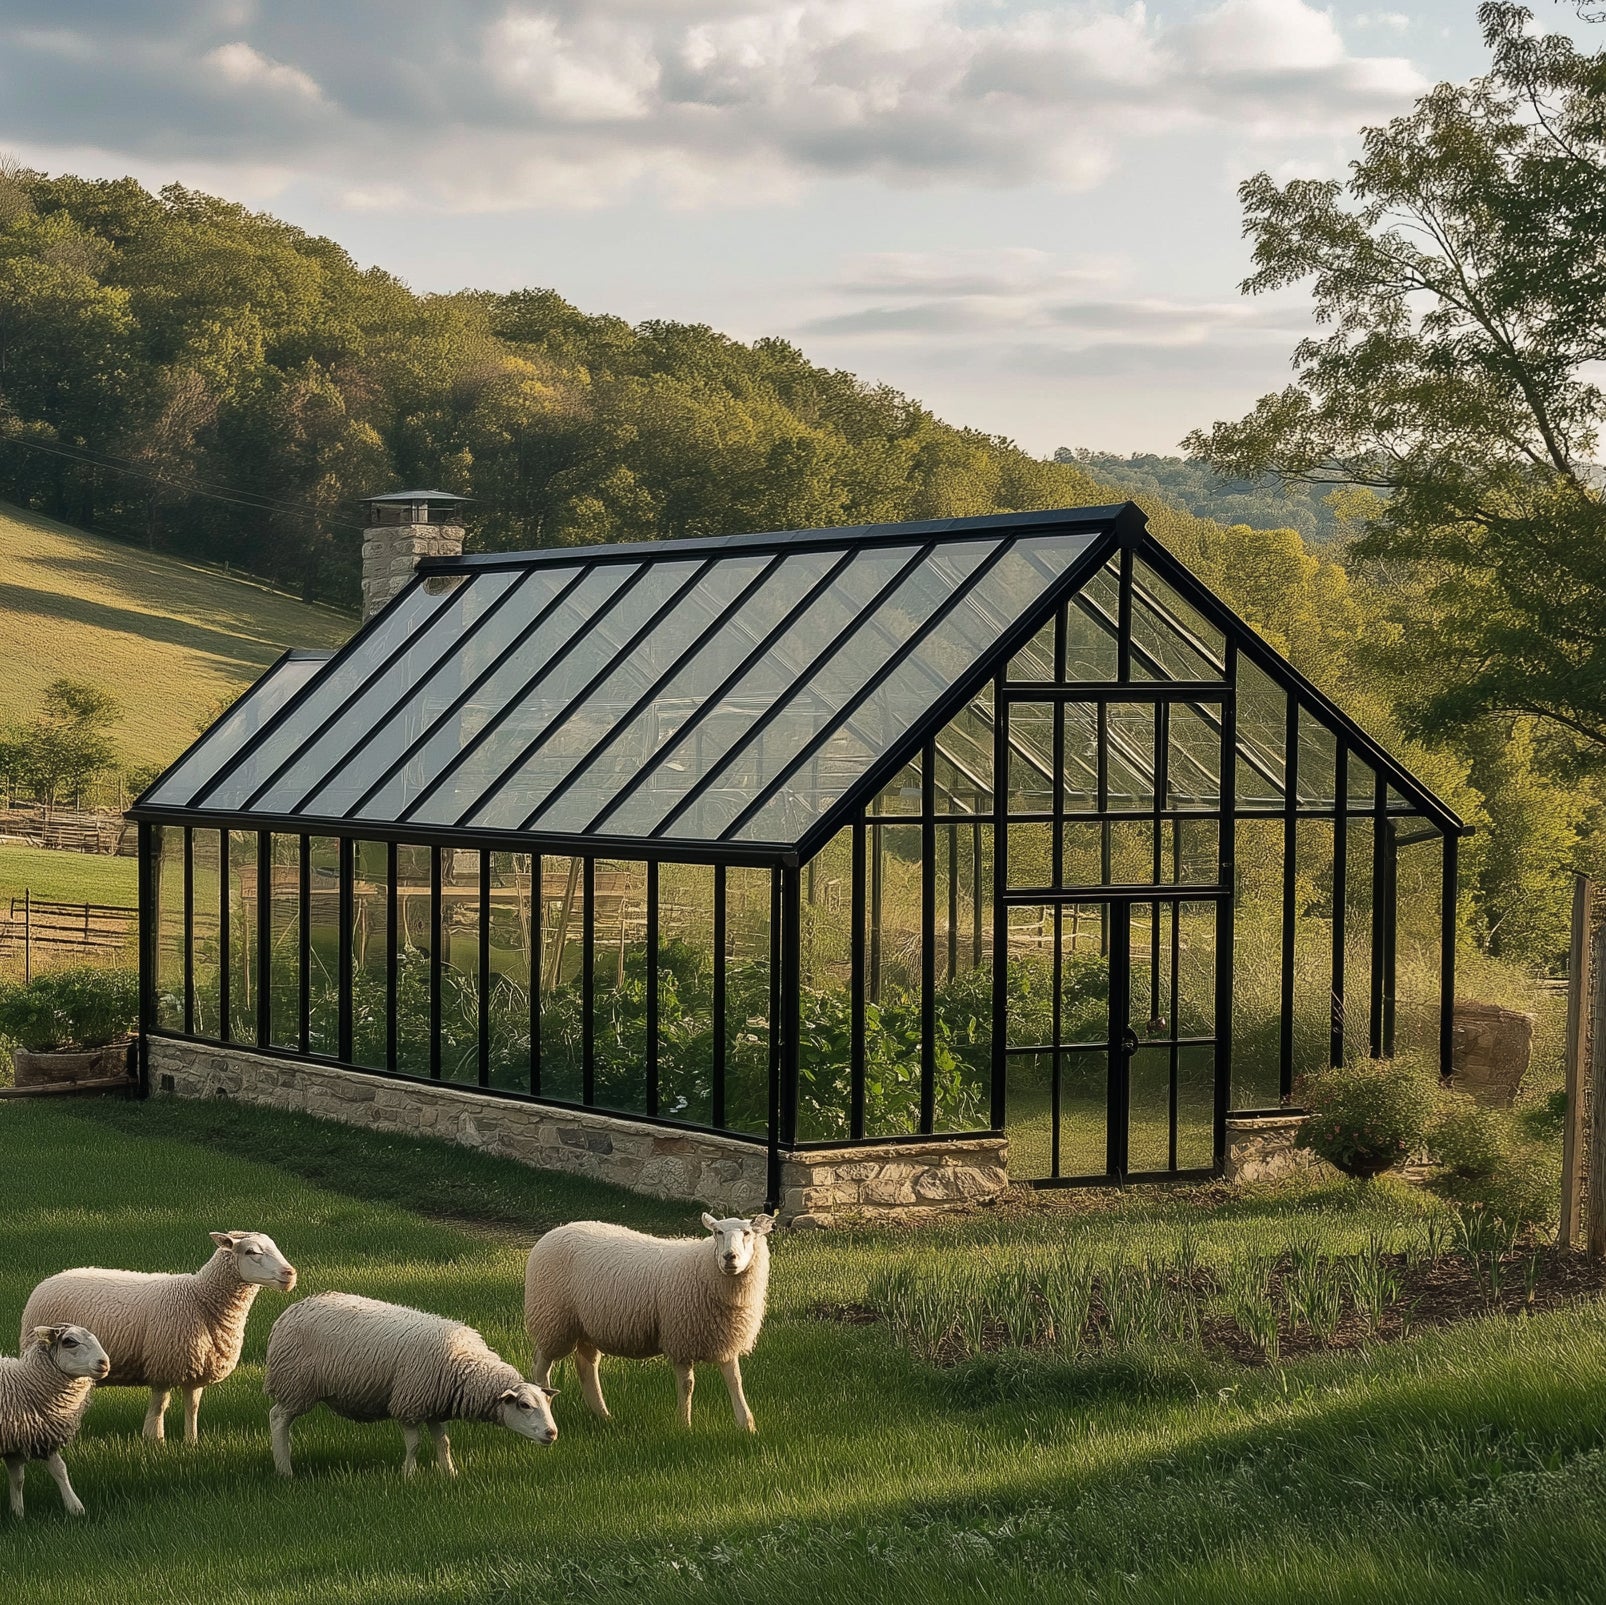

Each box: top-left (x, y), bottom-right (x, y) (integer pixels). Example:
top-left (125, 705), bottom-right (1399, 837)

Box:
top-left (305, 564), bottom-right (635, 820)
top-left (429, 555), bottom-right (771, 829)
top-left (145, 653), bottom-right (329, 806)
top-left (526, 548), bottom-right (846, 835)
top-left (598, 544), bottom-right (929, 839)
top-left (253, 567), bottom-right (564, 815)
top-left (677, 541), bottom-right (994, 841)
top-left (198, 573), bottom-right (518, 810)
top-left (372, 560), bottom-right (707, 827)
top-left (730, 535), bottom-right (1095, 841)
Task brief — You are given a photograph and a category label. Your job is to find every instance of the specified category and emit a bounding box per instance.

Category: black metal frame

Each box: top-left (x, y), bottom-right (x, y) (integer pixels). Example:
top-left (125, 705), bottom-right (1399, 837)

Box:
top-left (136, 502), bottom-right (1467, 1199)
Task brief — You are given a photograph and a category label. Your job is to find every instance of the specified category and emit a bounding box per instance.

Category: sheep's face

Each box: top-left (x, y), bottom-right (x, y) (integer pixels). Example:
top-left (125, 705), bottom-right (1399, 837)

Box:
top-left (212, 1231), bottom-right (298, 1291)
top-left (701, 1212), bottom-right (775, 1276)
top-left (497, 1384), bottom-right (559, 1446)
top-left (34, 1324), bottom-right (110, 1381)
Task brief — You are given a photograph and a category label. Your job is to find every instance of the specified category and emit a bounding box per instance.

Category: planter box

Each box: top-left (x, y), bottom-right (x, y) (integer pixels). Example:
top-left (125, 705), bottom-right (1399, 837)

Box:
top-left (1450, 1002), bottom-right (1534, 1107)
top-left (12, 1040), bottom-right (133, 1089)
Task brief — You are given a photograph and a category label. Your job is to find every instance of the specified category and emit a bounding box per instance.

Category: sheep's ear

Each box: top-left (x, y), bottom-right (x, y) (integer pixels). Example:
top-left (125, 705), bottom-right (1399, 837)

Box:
top-left (700, 1212), bottom-right (719, 1232)
top-left (210, 1231), bottom-right (238, 1250)
top-left (31, 1325), bottom-right (59, 1350)
top-left (752, 1213), bottom-right (776, 1236)
top-left (498, 1388), bottom-right (520, 1402)
top-left (540, 1386), bottom-right (560, 1399)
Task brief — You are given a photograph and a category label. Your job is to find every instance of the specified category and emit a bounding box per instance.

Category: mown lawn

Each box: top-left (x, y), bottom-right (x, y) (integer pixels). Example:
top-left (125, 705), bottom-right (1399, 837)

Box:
top-left (1, 1096), bottom-right (1603, 1604)
top-left (0, 843), bottom-right (139, 911)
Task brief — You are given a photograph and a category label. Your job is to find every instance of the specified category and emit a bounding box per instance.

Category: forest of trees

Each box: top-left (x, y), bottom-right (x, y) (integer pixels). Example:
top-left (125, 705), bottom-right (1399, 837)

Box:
top-left (1054, 450), bottom-right (1348, 543)
top-left (0, 160), bottom-right (1112, 607)
top-left (1, 1), bottom-right (1603, 981)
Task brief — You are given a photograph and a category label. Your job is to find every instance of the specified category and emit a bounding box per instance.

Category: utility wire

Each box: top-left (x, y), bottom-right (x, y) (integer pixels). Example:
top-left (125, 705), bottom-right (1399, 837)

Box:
top-left (0, 429), bottom-right (366, 529)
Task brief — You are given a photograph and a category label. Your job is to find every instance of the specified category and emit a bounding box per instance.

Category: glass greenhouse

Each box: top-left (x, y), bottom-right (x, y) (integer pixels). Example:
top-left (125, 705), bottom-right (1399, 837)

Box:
top-left (133, 502), bottom-right (1465, 1195)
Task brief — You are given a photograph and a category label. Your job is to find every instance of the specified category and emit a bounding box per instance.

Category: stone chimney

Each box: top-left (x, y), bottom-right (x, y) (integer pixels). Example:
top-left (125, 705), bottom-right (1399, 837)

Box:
top-left (359, 490), bottom-right (470, 620)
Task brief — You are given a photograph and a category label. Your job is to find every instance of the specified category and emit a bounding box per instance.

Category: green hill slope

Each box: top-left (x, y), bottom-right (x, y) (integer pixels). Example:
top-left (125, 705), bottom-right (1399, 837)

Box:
top-left (0, 500), bottom-right (352, 769)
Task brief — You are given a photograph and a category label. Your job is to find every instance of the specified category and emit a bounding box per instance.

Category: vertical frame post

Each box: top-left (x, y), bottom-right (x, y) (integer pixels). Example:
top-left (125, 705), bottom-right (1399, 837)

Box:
top-left (1214, 640), bottom-right (1238, 1166)
top-left (182, 827), bottom-right (194, 1036)
top-left (385, 843), bottom-right (399, 1074)
top-left (1439, 831), bottom-right (1458, 1080)
top-left (218, 830), bottom-right (231, 1044)
top-left (765, 869), bottom-right (783, 1211)
top-left (645, 860), bottom-right (660, 1118)
top-left (478, 850), bottom-right (492, 1088)
top-left (297, 834), bottom-right (311, 1055)
top-left (920, 740), bottom-right (936, 1135)
top-left (712, 865), bottom-right (728, 1131)
top-left (1369, 772), bottom-right (1387, 1059)
top-left (255, 832), bottom-right (271, 1049)
top-left (1561, 874), bottom-right (1591, 1248)
top-left (429, 846), bottom-right (442, 1080)
top-left (1279, 697), bottom-right (1298, 1099)
top-left (850, 820), bottom-right (867, 1140)
top-left (138, 823), bottom-right (157, 1037)
top-left (581, 856), bottom-right (595, 1106)
top-left (337, 837), bottom-right (354, 1063)
top-left (991, 673), bottom-right (1008, 1133)
top-left (779, 864), bottom-right (801, 1150)
top-left (530, 855), bottom-right (543, 1098)
top-left (1330, 742), bottom-right (1348, 1069)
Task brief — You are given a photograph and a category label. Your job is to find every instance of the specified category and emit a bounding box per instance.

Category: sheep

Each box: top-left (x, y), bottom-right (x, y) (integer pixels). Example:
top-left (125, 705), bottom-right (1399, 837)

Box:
top-left (263, 1291), bottom-right (559, 1478)
top-left (1, 1324), bottom-right (110, 1519)
top-left (524, 1211), bottom-right (775, 1433)
top-left (21, 1230), bottom-right (296, 1444)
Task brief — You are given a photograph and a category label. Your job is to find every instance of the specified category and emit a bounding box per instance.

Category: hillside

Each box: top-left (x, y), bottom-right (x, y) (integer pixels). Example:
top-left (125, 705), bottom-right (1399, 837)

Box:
top-left (0, 500), bottom-right (352, 769)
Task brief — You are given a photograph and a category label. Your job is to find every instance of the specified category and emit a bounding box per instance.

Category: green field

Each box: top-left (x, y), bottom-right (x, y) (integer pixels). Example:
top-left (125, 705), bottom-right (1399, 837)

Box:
top-left (0, 843), bottom-right (139, 910)
top-left (1, 1097), bottom-right (1602, 1603)
top-left (0, 500), bottom-right (351, 769)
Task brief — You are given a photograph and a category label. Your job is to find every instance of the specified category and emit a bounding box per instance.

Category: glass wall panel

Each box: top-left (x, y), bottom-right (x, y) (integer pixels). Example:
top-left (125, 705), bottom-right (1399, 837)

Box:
top-left (657, 861), bottom-right (716, 1126)
top-left (538, 855), bottom-right (585, 1101)
top-left (1165, 704), bottom-right (1221, 811)
top-left (228, 831), bottom-right (258, 1044)
top-left (590, 860), bottom-right (651, 1114)
top-left (1130, 560), bottom-right (1227, 676)
top-left (1177, 1046), bottom-right (1217, 1170)
top-left (1236, 658), bottom-right (1287, 810)
top-left (1296, 714), bottom-right (1338, 810)
top-left (1293, 820), bottom-right (1334, 1080)
top-left (1065, 596), bottom-right (1119, 680)
top-left (1393, 830), bottom-right (1444, 1062)
top-left (1104, 702), bottom-right (1156, 812)
top-left (306, 837), bottom-right (340, 1055)
top-left (797, 828), bottom-right (854, 1141)
top-left (267, 835), bottom-right (301, 1050)
top-left (351, 841), bottom-right (390, 1070)
top-left (438, 849), bottom-right (481, 1084)
top-left (487, 852), bottom-right (534, 1092)
top-left (933, 821), bottom-right (992, 1132)
top-left (1344, 813), bottom-right (1375, 1063)
top-left (191, 830), bottom-right (222, 1039)
top-left (156, 827), bottom-right (184, 1030)
top-left (865, 821), bottom-right (923, 1139)
top-left (1008, 617), bottom-right (1054, 681)
top-left (394, 845), bottom-right (434, 1079)
top-left (722, 867), bottom-right (773, 1135)
top-left (1232, 819), bottom-right (1286, 1110)
top-left (932, 692), bottom-right (993, 815)
top-left (1061, 704), bottom-right (1100, 813)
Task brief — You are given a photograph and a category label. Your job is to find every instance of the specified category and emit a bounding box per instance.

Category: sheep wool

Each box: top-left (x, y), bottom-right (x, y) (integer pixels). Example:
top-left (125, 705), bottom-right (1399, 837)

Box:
top-left (21, 1230), bottom-right (296, 1444)
top-left (1, 1324), bottom-right (110, 1519)
top-left (264, 1292), bottom-right (558, 1478)
top-left (524, 1213), bottom-right (774, 1431)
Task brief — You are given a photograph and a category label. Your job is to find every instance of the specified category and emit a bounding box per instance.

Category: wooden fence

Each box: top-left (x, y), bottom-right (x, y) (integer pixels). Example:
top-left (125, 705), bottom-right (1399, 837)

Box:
top-left (0, 894), bottom-right (138, 977)
top-left (1561, 875), bottom-right (1606, 1255)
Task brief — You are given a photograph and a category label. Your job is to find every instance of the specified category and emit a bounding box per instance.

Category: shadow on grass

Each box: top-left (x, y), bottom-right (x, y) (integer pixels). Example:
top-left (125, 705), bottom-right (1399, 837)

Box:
top-left (60, 1096), bottom-right (695, 1238)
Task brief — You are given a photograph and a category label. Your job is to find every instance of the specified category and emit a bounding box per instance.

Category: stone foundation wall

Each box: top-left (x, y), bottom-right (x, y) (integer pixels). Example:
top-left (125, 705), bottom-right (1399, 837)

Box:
top-left (148, 1039), bottom-right (768, 1215)
top-left (778, 1138), bottom-right (1011, 1229)
top-left (145, 1040), bottom-right (1011, 1226)
top-left (1224, 1114), bottom-right (1326, 1185)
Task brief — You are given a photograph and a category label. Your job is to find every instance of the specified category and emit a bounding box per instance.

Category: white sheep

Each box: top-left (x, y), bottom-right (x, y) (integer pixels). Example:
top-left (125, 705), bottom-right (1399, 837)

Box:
top-left (21, 1230), bottom-right (297, 1444)
top-left (1, 1324), bottom-right (110, 1518)
top-left (263, 1291), bottom-right (559, 1478)
top-left (524, 1212), bottom-right (774, 1433)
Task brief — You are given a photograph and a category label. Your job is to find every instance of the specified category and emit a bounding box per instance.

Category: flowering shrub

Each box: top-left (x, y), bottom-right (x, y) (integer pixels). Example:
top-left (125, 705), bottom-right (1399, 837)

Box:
top-left (1293, 1056), bottom-right (1437, 1180)
top-left (0, 965), bottom-right (138, 1052)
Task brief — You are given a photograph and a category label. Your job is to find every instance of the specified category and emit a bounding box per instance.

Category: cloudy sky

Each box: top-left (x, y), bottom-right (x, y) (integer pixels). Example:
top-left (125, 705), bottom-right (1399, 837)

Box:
top-left (0, 1), bottom-right (1579, 454)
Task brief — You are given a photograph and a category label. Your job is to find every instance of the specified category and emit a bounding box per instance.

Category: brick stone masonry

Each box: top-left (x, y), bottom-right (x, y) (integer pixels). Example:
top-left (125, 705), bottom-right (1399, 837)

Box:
top-left (146, 1039), bottom-right (1013, 1226)
top-left (360, 523), bottom-right (465, 620)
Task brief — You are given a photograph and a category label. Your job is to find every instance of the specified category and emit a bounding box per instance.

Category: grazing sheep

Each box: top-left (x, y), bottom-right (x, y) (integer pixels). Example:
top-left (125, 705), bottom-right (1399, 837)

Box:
top-left (263, 1292), bottom-right (558, 1478)
top-left (524, 1212), bottom-right (774, 1432)
top-left (1, 1324), bottom-right (110, 1518)
top-left (21, 1231), bottom-right (297, 1444)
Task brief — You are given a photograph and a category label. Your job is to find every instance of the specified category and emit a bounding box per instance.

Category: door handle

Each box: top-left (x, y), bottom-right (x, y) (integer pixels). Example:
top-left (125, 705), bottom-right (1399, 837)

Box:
top-left (1120, 1027), bottom-right (1140, 1058)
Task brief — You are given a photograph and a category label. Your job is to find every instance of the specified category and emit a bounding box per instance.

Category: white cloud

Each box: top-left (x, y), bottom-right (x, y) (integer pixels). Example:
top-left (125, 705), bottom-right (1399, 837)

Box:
top-left (0, 0), bottom-right (1428, 210)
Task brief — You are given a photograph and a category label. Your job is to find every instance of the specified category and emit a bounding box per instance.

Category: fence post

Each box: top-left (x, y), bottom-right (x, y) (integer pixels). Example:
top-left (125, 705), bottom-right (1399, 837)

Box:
top-left (1562, 875), bottom-right (1593, 1248)
top-left (1589, 909), bottom-right (1606, 1259)
top-left (23, 888), bottom-right (30, 984)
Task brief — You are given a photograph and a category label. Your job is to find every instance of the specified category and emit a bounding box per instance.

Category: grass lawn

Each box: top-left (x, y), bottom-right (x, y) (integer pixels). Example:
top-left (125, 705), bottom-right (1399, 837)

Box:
top-left (0, 499), bottom-right (351, 769)
top-left (1, 1096), bottom-right (1603, 1604)
top-left (0, 843), bottom-right (139, 910)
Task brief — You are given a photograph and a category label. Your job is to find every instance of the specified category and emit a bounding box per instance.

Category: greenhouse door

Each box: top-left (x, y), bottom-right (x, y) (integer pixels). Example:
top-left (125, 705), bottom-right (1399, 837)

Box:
top-left (1002, 895), bottom-right (1225, 1184)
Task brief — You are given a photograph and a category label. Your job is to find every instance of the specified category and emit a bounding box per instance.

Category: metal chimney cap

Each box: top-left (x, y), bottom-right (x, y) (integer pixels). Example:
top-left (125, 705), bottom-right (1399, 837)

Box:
top-left (359, 489), bottom-right (474, 504)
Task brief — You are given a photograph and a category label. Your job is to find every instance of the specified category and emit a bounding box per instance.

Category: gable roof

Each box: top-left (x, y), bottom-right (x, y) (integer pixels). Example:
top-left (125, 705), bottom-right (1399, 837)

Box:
top-left (132, 502), bottom-right (1463, 862)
